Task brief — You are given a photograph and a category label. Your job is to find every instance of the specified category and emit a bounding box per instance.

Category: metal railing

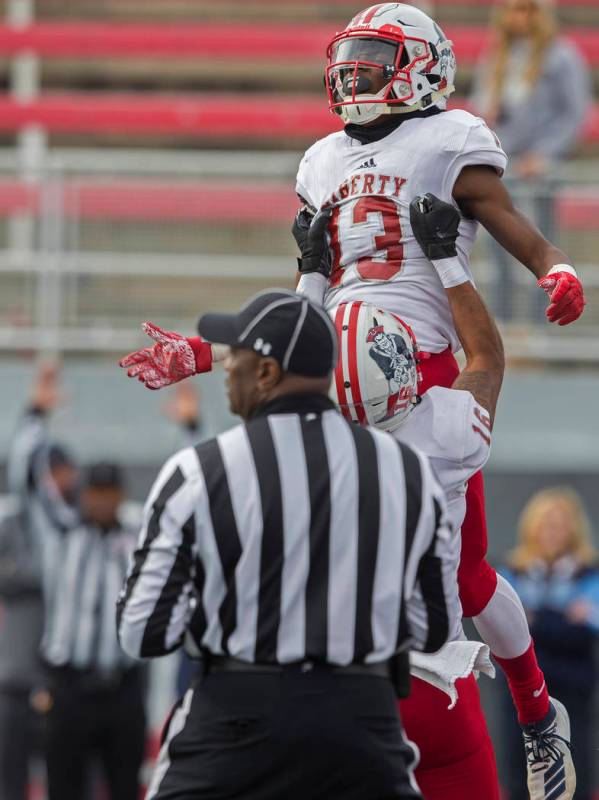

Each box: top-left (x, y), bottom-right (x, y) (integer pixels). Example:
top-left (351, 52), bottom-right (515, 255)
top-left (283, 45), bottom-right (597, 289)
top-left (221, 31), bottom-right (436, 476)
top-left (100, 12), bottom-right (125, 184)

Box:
top-left (0, 148), bottom-right (597, 361)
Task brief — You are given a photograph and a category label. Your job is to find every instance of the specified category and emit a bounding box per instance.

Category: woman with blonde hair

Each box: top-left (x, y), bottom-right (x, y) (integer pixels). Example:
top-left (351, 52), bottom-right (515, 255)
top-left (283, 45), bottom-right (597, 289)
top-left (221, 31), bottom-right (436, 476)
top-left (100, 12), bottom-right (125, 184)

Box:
top-left (509, 487), bottom-right (597, 570)
top-left (499, 487), bottom-right (599, 800)
top-left (471, 0), bottom-right (591, 320)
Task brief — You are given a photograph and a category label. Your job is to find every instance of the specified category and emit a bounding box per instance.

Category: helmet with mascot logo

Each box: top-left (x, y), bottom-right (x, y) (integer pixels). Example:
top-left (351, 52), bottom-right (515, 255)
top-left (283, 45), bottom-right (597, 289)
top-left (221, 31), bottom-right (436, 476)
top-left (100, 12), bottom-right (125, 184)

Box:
top-left (330, 301), bottom-right (421, 432)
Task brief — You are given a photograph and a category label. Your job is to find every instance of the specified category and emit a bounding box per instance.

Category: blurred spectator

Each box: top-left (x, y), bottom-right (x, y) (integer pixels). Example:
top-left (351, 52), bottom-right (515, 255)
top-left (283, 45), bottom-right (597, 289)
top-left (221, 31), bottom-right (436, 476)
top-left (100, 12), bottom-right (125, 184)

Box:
top-left (0, 497), bottom-right (46, 800)
top-left (471, 0), bottom-right (591, 322)
top-left (498, 487), bottom-right (599, 800)
top-left (2, 363), bottom-right (79, 800)
top-left (162, 379), bottom-right (203, 442)
top-left (8, 363), bottom-right (146, 800)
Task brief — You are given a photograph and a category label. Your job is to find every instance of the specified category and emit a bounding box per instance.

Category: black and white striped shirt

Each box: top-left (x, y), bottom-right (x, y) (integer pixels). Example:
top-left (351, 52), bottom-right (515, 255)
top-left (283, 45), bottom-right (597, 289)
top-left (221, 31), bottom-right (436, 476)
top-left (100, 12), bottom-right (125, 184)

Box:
top-left (9, 410), bottom-right (137, 674)
top-left (41, 521), bottom-right (137, 672)
top-left (117, 394), bottom-right (461, 666)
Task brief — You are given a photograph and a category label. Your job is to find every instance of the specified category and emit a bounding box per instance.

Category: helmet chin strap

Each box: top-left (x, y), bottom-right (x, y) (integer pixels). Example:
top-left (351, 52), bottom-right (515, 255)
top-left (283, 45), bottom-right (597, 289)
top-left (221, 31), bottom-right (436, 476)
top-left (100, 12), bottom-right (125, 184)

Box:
top-left (340, 84), bottom-right (454, 124)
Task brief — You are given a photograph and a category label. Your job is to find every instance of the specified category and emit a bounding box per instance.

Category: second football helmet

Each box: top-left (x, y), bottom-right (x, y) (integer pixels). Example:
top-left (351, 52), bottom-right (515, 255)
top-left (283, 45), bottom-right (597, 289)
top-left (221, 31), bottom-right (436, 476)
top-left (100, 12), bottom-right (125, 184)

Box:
top-left (330, 300), bottom-right (420, 432)
top-left (326, 3), bottom-right (456, 124)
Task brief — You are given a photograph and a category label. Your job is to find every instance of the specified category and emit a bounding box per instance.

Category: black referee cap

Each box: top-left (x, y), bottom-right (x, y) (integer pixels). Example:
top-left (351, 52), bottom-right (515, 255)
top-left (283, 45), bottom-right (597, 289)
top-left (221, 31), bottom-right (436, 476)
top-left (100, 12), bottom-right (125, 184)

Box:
top-left (198, 289), bottom-right (337, 378)
top-left (85, 462), bottom-right (124, 489)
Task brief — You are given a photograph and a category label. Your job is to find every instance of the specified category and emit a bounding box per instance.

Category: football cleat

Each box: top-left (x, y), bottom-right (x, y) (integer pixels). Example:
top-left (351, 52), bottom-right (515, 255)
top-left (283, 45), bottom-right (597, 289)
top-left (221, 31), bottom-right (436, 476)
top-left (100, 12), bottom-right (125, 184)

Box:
top-left (522, 697), bottom-right (576, 800)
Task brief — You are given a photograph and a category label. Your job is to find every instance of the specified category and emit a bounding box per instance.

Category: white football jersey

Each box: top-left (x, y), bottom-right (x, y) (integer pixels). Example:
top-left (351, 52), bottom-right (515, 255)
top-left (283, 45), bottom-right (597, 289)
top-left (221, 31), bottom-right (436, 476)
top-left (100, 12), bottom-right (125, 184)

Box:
top-left (296, 110), bottom-right (507, 353)
top-left (395, 386), bottom-right (491, 547)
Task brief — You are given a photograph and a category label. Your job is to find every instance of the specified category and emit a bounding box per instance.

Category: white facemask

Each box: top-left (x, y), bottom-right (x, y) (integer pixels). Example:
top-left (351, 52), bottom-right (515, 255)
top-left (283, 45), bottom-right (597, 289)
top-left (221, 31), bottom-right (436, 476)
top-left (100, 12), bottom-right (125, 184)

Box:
top-left (338, 83), bottom-right (391, 124)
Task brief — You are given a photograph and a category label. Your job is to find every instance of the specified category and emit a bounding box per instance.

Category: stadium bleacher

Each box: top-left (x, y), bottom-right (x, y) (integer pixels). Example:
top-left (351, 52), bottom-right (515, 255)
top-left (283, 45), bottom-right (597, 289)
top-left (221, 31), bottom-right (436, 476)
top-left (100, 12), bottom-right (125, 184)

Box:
top-left (0, 20), bottom-right (598, 147)
top-left (0, 0), bottom-right (597, 360)
top-left (1, 3), bottom-right (598, 797)
top-left (0, 177), bottom-right (597, 231)
top-left (0, 21), bottom-right (597, 63)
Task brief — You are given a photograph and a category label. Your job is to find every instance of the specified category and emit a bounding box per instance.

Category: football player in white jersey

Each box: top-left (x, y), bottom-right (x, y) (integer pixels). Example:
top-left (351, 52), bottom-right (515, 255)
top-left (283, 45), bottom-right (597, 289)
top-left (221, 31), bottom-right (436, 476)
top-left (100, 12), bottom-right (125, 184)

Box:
top-left (295, 2), bottom-right (584, 338)
top-left (332, 295), bottom-right (502, 799)
top-left (293, 194), bottom-right (575, 800)
top-left (291, 6), bottom-right (582, 799)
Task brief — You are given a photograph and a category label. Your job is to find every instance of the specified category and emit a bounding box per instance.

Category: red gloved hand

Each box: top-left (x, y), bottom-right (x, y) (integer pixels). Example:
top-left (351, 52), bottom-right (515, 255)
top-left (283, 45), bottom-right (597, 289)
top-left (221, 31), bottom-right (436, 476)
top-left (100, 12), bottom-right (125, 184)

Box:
top-left (119, 322), bottom-right (213, 390)
top-left (537, 269), bottom-right (585, 326)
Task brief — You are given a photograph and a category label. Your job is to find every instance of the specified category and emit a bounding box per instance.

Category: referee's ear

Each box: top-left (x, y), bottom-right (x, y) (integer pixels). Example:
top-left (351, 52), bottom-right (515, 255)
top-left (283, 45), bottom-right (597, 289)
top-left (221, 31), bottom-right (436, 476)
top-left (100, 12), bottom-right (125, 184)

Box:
top-left (256, 357), bottom-right (283, 394)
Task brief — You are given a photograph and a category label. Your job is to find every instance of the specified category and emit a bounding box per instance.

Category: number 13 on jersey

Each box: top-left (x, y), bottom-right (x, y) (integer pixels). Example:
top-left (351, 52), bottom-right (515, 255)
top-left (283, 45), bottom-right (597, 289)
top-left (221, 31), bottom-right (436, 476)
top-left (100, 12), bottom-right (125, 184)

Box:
top-left (329, 195), bottom-right (405, 286)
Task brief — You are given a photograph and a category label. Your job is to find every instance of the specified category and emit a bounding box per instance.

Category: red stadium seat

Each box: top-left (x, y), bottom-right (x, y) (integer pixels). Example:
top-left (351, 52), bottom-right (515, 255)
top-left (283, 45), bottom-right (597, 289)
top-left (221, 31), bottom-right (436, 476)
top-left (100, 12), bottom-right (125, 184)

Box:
top-left (0, 23), bottom-right (596, 65)
top-left (432, 0), bottom-right (597, 5)
top-left (0, 94), bottom-right (597, 143)
top-left (0, 93), bottom-right (338, 139)
top-left (0, 177), bottom-right (594, 230)
top-left (109, 0), bottom-right (599, 6)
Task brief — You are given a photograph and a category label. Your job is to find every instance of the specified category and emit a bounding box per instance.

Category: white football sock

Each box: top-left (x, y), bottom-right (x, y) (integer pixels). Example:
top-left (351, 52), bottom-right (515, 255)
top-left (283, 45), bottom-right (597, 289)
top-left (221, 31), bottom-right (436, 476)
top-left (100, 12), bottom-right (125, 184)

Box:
top-left (473, 574), bottom-right (532, 659)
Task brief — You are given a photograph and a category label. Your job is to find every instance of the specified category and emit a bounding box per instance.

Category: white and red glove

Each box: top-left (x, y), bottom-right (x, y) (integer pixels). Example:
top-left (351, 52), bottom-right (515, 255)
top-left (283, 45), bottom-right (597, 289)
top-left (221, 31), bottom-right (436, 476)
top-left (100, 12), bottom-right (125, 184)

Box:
top-left (119, 322), bottom-right (220, 390)
top-left (537, 265), bottom-right (585, 326)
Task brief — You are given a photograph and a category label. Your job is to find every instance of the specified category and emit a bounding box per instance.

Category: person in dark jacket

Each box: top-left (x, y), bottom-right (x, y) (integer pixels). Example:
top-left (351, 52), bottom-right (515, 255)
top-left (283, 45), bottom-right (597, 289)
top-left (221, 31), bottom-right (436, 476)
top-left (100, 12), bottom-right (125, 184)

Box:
top-left (0, 498), bottom-right (48, 800)
top-left (499, 487), bottom-right (599, 800)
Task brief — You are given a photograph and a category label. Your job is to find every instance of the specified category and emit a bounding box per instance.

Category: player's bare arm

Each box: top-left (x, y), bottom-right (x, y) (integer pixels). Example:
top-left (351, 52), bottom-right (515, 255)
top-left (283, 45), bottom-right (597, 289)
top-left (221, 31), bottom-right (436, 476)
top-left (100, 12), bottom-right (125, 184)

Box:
top-left (446, 282), bottom-right (504, 428)
top-left (410, 192), bottom-right (503, 425)
top-left (453, 165), bottom-right (565, 279)
top-left (453, 165), bottom-right (585, 325)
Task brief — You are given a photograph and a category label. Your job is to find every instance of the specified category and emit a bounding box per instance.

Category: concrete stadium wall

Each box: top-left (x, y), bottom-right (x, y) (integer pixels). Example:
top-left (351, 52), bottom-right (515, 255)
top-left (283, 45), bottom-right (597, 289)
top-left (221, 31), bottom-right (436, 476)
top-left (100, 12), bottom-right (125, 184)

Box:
top-left (2, 358), bottom-right (598, 540)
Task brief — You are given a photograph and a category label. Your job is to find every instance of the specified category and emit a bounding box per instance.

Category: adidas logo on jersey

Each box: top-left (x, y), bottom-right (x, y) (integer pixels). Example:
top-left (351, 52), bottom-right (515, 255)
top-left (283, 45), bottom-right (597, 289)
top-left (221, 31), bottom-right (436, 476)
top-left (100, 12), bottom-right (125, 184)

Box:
top-left (357, 157), bottom-right (377, 169)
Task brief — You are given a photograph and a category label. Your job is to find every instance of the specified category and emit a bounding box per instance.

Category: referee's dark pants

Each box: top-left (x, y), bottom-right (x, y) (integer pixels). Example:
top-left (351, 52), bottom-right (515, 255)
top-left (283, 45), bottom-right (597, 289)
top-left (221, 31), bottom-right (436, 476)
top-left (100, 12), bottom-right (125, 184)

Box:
top-left (148, 663), bottom-right (422, 800)
top-left (44, 666), bottom-right (146, 800)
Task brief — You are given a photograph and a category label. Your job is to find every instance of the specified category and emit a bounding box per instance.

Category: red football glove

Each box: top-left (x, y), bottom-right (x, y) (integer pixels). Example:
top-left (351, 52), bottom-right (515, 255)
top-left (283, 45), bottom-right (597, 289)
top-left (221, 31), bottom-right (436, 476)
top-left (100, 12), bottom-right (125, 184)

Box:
top-left (537, 268), bottom-right (585, 326)
top-left (119, 322), bottom-right (213, 390)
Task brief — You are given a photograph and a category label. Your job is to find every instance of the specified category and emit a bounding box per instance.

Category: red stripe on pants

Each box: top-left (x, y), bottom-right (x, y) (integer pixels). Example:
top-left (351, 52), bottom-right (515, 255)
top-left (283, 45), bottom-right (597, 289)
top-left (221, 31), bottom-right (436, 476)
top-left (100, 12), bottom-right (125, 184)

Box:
top-left (347, 301), bottom-right (367, 424)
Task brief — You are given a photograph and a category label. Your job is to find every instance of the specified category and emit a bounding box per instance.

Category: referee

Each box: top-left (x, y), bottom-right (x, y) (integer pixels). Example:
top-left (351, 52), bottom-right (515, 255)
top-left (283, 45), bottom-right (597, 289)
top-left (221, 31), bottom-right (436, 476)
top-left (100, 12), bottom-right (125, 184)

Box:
top-left (8, 364), bottom-right (145, 800)
top-left (117, 289), bottom-right (461, 800)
